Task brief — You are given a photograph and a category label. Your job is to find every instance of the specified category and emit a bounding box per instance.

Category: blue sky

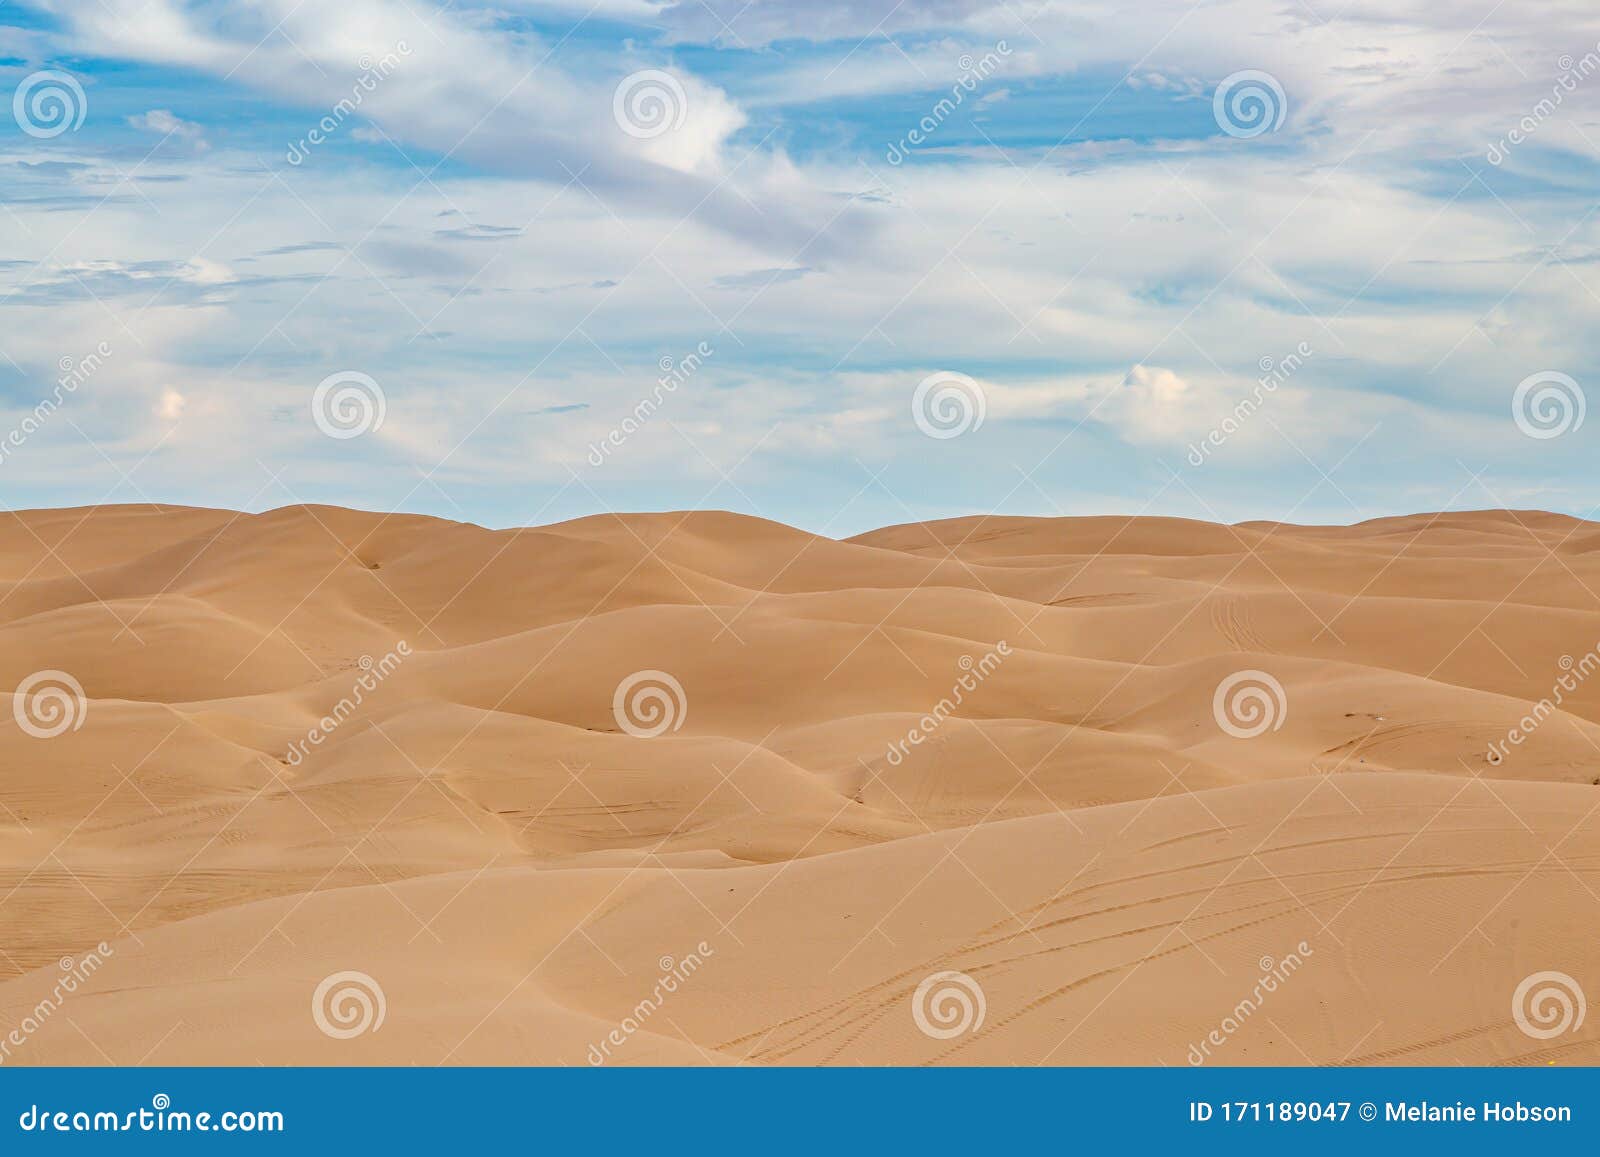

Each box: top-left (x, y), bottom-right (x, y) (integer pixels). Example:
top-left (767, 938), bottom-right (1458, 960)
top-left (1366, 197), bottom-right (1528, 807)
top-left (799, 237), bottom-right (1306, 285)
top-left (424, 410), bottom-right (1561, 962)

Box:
top-left (1, 0), bottom-right (1598, 534)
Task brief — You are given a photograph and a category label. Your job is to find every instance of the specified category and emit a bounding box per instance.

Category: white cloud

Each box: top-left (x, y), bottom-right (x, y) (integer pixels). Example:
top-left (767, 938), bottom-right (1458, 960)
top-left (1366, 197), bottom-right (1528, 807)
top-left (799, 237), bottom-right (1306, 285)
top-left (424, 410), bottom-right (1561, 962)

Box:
top-left (2, 0), bottom-right (1597, 528)
top-left (36, 0), bottom-right (849, 254)
top-left (157, 387), bottom-right (187, 420)
top-left (127, 108), bottom-right (208, 150)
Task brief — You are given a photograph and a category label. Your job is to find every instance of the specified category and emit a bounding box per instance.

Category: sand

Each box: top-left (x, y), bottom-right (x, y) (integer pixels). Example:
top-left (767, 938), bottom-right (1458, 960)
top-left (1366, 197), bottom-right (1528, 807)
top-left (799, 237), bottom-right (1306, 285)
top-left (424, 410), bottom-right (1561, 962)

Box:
top-left (1, 503), bottom-right (1598, 1065)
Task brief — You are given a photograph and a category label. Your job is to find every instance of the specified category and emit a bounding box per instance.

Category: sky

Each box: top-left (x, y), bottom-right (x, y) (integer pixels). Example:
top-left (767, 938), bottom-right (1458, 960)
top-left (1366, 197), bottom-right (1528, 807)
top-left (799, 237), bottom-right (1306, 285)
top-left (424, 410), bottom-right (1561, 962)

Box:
top-left (1, 0), bottom-right (1597, 535)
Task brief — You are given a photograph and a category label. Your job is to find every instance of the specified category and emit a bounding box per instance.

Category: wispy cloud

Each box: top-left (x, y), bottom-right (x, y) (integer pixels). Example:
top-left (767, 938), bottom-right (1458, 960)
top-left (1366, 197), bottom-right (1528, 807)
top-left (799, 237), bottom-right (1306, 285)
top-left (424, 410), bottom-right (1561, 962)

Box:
top-left (0, 0), bottom-right (1595, 530)
top-left (127, 107), bottom-right (207, 150)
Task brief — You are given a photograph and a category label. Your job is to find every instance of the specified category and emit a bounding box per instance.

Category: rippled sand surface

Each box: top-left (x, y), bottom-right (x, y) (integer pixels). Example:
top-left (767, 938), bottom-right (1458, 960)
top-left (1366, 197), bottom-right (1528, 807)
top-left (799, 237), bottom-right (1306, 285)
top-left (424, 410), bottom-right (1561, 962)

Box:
top-left (2, 504), bottom-right (1598, 1065)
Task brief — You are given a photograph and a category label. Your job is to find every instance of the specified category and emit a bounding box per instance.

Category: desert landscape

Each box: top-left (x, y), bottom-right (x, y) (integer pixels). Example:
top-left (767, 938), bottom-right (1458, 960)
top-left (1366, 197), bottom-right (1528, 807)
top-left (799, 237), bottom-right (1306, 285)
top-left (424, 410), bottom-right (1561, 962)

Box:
top-left (0, 502), bottom-right (1596, 1066)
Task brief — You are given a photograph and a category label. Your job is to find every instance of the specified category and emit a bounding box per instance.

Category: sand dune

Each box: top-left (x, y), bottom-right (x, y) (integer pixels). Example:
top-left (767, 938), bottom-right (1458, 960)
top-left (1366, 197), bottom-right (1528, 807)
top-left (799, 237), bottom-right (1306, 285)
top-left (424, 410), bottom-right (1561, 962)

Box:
top-left (2, 503), bottom-right (1598, 1065)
